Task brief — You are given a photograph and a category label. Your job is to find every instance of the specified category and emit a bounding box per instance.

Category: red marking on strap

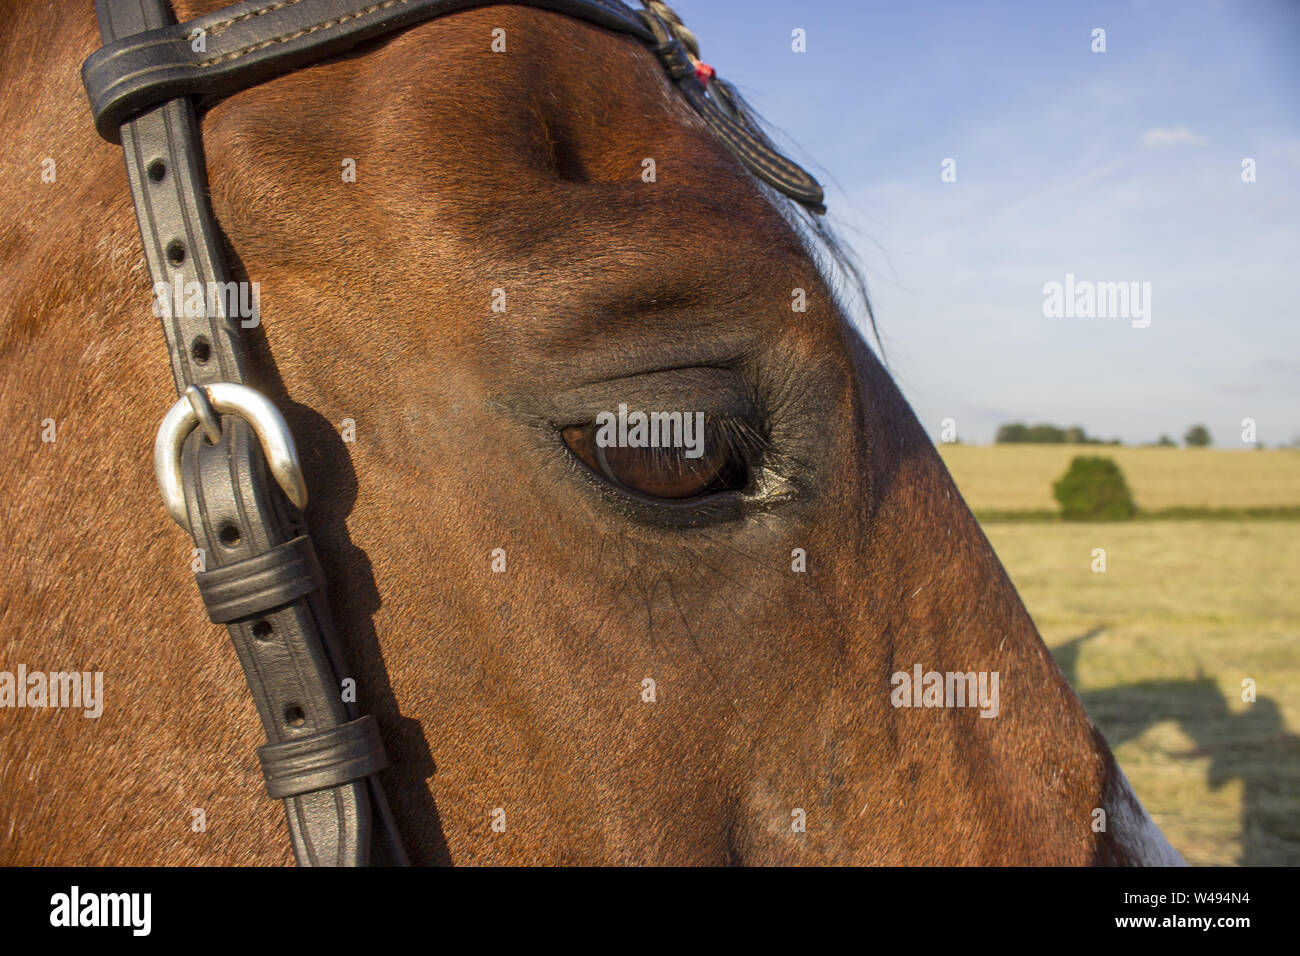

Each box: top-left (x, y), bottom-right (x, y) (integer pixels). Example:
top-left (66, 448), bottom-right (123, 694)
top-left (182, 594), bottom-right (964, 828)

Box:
top-left (694, 61), bottom-right (715, 85)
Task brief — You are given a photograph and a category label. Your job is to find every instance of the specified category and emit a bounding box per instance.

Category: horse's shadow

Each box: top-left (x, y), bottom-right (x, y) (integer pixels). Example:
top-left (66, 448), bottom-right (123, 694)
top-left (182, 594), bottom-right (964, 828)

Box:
top-left (1053, 628), bottom-right (1300, 865)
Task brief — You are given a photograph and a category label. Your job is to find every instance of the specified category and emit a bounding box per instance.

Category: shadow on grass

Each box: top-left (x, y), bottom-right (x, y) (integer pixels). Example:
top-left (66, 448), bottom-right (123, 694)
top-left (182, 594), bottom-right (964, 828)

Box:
top-left (1054, 629), bottom-right (1300, 866)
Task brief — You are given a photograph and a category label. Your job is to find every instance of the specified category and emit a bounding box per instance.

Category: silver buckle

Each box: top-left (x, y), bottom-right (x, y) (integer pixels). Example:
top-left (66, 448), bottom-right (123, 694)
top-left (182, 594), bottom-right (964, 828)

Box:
top-left (154, 382), bottom-right (308, 528)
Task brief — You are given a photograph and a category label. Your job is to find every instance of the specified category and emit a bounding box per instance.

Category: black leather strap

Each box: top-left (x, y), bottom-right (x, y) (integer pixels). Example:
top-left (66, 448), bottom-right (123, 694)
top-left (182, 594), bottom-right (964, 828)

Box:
top-left (181, 411), bottom-right (408, 866)
top-left (94, 0), bottom-right (406, 866)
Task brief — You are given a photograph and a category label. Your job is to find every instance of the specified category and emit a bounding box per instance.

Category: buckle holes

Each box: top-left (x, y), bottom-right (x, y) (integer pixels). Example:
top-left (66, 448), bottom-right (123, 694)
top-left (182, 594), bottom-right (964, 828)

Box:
top-left (191, 336), bottom-right (211, 364)
top-left (284, 705), bottom-right (305, 727)
top-left (218, 523), bottom-right (241, 547)
top-left (166, 241), bottom-right (186, 266)
top-left (252, 620), bottom-right (273, 640)
top-left (147, 160), bottom-right (167, 183)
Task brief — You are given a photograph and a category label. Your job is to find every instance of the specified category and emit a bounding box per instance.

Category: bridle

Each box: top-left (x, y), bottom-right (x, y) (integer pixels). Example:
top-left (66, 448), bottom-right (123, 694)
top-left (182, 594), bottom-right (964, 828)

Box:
top-left (81, 0), bottom-right (827, 866)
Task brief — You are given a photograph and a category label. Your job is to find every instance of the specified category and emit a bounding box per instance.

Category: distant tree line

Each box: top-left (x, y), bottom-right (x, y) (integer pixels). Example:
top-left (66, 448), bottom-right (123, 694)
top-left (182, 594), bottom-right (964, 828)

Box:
top-left (995, 423), bottom-right (1120, 445)
top-left (995, 422), bottom-right (1216, 447)
top-left (1148, 425), bottom-right (1213, 447)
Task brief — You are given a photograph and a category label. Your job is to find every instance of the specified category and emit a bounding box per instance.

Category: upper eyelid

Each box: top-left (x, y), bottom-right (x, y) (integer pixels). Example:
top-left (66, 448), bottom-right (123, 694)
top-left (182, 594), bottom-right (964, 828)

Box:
top-left (539, 368), bottom-right (757, 427)
top-left (564, 414), bottom-right (765, 453)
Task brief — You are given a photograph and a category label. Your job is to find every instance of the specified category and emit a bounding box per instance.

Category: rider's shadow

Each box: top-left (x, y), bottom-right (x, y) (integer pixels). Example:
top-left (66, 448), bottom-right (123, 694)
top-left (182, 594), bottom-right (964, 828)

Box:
top-left (1053, 629), bottom-right (1300, 866)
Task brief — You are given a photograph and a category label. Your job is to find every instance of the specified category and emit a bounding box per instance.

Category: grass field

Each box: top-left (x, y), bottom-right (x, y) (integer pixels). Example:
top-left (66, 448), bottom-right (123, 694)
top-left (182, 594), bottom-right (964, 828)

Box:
top-left (939, 444), bottom-right (1300, 513)
top-left (941, 446), bottom-right (1300, 866)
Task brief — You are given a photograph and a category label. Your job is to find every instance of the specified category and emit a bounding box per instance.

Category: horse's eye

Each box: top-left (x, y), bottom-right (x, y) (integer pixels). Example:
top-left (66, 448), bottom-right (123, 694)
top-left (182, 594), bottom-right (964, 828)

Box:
top-left (561, 416), bottom-right (757, 501)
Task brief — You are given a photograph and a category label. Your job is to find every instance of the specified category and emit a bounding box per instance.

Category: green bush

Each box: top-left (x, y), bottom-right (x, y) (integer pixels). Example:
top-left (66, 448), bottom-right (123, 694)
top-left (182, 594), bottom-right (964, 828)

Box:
top-left (1052, 456), bottom-right (1137, 520)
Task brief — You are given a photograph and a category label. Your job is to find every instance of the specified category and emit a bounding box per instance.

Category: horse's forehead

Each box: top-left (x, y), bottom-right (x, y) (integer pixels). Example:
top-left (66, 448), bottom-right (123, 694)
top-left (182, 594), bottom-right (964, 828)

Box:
top-left (197, 6), bottom-right (820, 349)
top-left (200, 6), bottom-right (771, 239)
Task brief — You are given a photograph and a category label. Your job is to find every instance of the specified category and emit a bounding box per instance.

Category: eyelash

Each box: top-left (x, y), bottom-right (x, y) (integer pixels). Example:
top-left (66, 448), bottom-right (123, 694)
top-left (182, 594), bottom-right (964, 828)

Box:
top-left (700, 416), bottom-right (768, 479)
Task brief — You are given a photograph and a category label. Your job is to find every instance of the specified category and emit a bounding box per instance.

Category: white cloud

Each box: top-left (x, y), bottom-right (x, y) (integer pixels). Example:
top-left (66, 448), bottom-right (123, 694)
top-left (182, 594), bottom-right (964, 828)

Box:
top-left (1141, 126), bottom-right (1208, 148)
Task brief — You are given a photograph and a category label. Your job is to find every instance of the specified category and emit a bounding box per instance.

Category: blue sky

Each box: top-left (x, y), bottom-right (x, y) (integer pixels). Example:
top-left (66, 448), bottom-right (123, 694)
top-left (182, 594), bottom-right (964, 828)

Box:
top-left (674, 0), bottom-right (1300, 446)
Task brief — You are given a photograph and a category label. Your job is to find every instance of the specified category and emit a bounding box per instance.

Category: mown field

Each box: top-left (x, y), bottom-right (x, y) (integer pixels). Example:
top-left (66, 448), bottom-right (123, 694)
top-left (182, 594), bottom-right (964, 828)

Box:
top-left (940, 444), bottom-right (1300, 513)
top-left (937, 446), bottom-right (1300, 866)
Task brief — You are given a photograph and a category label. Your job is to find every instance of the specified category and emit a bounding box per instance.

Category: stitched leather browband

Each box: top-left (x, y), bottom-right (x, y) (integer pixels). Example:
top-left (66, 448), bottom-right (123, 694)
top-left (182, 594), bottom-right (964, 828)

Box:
top-left (83, 0), bottom-right (826, 867)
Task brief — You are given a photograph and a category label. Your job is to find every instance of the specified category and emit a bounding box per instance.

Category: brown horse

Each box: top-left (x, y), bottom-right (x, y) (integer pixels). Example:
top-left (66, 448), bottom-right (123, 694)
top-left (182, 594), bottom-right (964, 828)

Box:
top-left (0, 0), bottom-right (1181, 865)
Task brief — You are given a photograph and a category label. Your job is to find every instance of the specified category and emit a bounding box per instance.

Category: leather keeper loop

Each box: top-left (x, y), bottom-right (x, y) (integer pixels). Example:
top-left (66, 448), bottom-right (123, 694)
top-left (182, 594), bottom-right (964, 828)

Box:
top-left (195, 534), bottom-right (325, 624)
top-left (258, 716), bottom-right (389, 800)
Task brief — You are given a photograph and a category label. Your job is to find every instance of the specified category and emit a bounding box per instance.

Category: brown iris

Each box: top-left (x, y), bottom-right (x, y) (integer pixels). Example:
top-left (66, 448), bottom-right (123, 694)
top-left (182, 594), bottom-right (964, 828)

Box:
top-left (561, 420), bottom-right (748, 500)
